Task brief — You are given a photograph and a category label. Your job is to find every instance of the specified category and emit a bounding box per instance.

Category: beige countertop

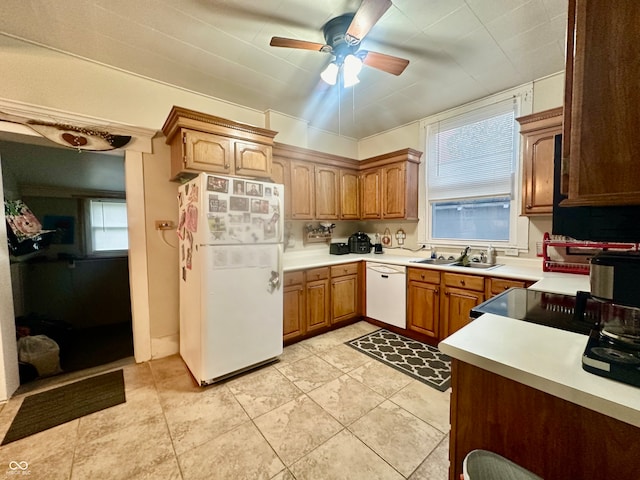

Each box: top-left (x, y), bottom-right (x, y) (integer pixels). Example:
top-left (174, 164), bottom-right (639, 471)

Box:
top-left (439, 313), bottom-right (640, 428)
top-left (283, 249), bottom-right (590, 294)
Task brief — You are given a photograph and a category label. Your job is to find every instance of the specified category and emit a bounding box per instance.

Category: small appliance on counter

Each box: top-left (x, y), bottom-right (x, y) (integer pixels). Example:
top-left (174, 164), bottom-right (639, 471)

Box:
top-left (373, 233), bottom-right (383, 254)
top-left (580, 251), bottom-right (640, 387)
top-left (348, 231), bottom-right (372, 254)
top-left (329, 242), bottom-right (350, 255)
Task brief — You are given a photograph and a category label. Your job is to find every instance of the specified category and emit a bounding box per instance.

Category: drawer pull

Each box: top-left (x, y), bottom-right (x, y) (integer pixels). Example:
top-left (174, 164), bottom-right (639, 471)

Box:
top-left (460, 280), bottom-right (466, 286)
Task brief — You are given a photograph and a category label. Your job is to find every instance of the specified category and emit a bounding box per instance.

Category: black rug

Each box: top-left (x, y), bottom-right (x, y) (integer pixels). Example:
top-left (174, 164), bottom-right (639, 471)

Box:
top-left (347, 329), bottom-right (451, 392)
top-left (2, 370), bottom-right (126, 445)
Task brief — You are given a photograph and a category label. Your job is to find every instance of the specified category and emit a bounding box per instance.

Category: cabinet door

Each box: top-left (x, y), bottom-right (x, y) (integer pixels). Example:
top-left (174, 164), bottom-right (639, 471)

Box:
top-left (331, 274), bottom-right (359, 324)
top-left (518, 108), bottom-right (563, 215)
top-left (234, 141), bottom-right (272, 178)
top-left (183, 129), bottom-right (232, 174)
top-left (564, 0), bottom-right (640, 206)
top-left (271, 157), bottom-right (291, 219)
top-left (382, 162), bottom-right (406, 218)
top-left (441, 287), bottom-right (484, 338)
top-left (407, 279), bottom-right (440, 338)
top-left (315, 165), bottom-right (340, 219)
top-left (290, 161), bottom-right (315, 219)
top-left (283, 283), bottom-right (305, 342)
top-left (340, 169), bottom-right (360, 220)
top-left (360, 169), bottom-right (381, 219)
top-left (306, 278), bottom-right (330, 333)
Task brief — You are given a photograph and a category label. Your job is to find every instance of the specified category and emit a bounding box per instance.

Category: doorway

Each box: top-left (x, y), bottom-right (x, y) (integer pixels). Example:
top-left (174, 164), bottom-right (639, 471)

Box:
top-left (1, 134), bottom-right (134, 386)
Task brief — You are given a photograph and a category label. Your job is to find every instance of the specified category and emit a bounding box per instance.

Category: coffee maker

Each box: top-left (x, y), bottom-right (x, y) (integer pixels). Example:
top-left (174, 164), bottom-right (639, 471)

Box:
top-left (581, 251), bottom-right (640, 387)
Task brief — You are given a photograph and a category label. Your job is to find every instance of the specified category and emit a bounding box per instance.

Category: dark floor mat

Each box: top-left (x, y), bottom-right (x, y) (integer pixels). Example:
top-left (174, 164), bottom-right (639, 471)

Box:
top-left (2, 370), bottom-right (126, 445)
top-left (347, 329), bottom-right (451, 392)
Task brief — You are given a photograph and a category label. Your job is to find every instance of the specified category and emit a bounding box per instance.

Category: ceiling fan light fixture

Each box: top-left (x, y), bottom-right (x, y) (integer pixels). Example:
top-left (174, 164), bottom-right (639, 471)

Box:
top-left (320, 62), bottom-right (339, 85)
top-left (343, 54), bottom-right (363, 76)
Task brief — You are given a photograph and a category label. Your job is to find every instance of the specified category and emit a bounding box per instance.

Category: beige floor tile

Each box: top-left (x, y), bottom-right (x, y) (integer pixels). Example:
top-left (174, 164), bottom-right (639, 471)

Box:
top-left (408, 435), bottom-right (450, 480)
top-left (349, 400), bottom-right (445, 477)
top-left (307, 374), bottom-right (384, 425)
top-left (129, 456), bottom-right (183, 480)
top-left (149, 354), bottom-right (192, 385)
top-left (226, 366), bottom-right (302, 418)
top-left (390, 381), bottom-right (451, 433)
top-left (122, 361), bottom-right (156, 393)
top-left (254, 394), bottom-right (342, 466)
top-left (329, 321), bottom-right (380, 342)
top-left (77, 384), bottom-right (164, 443)
top-left (320, 344), bottom-right (370, 373)
top-left (270, 468), bottom-right (296, 480)
top-left (161, 384), bottom-right (249, 454)
top-left (179, 421), bottom-right (283, 480)
top-left (277, 342), bottom-right (313, 366)
top-left (348, 360), bottom-right (412, 398)
top-left (298, 330), bottom-right (347, 354)
top-left (71, 415), bottom-right (174, 480)
top-left (275, 355), bottom-right (343, 393)
top-left (0, 420), bottom-right (78, 477)
top-left (290, 429), bottom-right (403, 480)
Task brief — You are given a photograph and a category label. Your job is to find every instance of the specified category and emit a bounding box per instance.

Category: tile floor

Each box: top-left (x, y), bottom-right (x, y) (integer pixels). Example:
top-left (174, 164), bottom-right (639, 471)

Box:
top-left (0, 321), bottom-right (451, 479)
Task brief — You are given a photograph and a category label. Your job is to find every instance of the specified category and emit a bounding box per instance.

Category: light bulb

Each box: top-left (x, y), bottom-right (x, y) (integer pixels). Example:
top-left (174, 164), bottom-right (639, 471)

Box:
top-left (342, 54), bottom-right (362, 87)
top-left (320, 62), bottom-right (339, 85)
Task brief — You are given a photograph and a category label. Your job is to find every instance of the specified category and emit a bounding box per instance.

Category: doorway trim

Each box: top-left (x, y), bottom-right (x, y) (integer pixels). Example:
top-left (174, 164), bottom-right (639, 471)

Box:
top-left (0, 98), bottom-right (156, 400)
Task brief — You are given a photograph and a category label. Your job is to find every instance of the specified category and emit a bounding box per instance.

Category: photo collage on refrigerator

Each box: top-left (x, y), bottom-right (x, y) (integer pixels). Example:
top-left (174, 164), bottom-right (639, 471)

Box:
top-left (177, 175), bottom-right (281, 281)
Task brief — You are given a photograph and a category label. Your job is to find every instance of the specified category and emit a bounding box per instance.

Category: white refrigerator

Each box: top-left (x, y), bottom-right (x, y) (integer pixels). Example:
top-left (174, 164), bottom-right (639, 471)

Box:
top-left (177, 173), bottom-right (284, 385)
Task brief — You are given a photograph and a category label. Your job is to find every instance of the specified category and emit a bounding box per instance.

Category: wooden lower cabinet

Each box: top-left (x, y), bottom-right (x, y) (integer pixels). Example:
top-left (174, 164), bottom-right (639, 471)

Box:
top-left (305, 267), bottom-right (330, 333)
top-left (441, 272), bottom-right (484, 339)
top-left (449, 360), bottom-right (640, 480)
top-left (283, 272), bottom-right (305, 342)
top-left (330, 263), bottom-right (361, 324)
top-left (484, 277), bottom-right (529, 299)
top-left (407, 268), bottom-right (441, 338)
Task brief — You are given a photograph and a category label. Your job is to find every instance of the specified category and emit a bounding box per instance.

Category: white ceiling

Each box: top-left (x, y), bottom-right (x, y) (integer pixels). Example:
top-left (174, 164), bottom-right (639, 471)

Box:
top-left (0, 0), bottom-right (568, 139)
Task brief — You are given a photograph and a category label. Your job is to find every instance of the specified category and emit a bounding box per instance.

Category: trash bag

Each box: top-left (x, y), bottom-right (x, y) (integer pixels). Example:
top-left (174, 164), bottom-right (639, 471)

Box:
top-left (17, 335), bottom-right (62, 377)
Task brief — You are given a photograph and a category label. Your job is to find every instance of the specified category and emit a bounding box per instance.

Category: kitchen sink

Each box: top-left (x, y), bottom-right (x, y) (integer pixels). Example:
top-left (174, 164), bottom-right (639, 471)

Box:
top-left (450, 262), bottom-right (502, 270)
top-left (411, 258), bottom-right (457, 265)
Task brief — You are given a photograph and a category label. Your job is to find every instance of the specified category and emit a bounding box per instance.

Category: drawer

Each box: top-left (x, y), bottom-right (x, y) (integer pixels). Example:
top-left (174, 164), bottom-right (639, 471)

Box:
top-left (331, 263), bottom-right (359, 277)
top-left (283, 271), bottom-right (304, 286)
top-left (443, 272), bottom-right (484, 292)
top-left (488, 278), bottom-right (526, 295)
top-left (306, 267), bottom-right (329, 281)
top-left (408, 267), bottom-right (441, 284)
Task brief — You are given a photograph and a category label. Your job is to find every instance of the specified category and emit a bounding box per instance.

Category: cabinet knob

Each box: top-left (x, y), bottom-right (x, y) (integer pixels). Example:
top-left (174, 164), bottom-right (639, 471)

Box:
top-left (435, 288), bottom-right (439, 295)
top-left (445, 291), bottom-right (450, 296)
top-left (526, 204), bottom-right (532, 209)
top-left (460, 280), bottom-right (466, 286)
top-left (504, 286), bottom-right (509, 290)
top-left (225, 163), bottom-right (230, 169)
top-left (420, 274), bottom-right (425, 279)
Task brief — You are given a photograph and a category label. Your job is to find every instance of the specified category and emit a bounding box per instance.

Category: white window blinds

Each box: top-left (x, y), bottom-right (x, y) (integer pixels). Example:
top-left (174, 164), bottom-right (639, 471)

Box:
top-left (427, 98), bottom-right (517, 200)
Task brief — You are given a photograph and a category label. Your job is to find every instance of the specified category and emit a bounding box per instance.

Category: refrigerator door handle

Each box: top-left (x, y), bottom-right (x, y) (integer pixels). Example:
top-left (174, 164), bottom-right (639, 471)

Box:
top-left (267, 270), bottom-right (280, 293)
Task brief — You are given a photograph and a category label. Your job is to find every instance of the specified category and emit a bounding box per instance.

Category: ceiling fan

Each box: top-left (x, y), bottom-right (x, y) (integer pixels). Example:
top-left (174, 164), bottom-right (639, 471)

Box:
top-left (269, 0), bottom-right (409, 87)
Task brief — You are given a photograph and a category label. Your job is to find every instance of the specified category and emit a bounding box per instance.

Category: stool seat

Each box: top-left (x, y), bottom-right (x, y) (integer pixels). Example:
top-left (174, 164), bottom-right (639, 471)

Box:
top-left (463, 450), bottom-right (542, 480)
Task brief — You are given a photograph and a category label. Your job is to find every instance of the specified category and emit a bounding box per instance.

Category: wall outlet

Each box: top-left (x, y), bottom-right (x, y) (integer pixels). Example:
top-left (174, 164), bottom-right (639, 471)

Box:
top-left (504, 248), bottom-right (519, 256)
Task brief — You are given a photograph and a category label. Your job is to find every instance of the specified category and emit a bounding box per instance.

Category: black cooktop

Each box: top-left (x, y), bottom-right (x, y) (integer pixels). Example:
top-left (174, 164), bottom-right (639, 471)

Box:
top-left (471, 288), bottom-right (599, 335)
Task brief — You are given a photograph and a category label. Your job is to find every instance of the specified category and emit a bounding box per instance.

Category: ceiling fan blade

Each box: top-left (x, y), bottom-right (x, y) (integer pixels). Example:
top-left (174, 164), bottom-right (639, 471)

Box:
top-left (361, 51), bottom-right (409, 76)
top-left (345, 0), bottom-right (392, 45)
top-left (270, 37), bottom-right (330, 52)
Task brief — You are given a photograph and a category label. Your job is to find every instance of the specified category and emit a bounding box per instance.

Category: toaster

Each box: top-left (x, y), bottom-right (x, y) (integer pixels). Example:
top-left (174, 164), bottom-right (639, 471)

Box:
top-left (329, 243), bottom-right (350, 255)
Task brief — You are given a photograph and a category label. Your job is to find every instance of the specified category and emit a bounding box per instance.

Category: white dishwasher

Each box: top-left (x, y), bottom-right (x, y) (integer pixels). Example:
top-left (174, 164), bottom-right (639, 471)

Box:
top-left (366, 263), bottom-right (407, 328)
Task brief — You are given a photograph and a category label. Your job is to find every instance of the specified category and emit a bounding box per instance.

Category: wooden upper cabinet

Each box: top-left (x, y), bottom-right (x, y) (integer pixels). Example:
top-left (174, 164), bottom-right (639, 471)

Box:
top-left (562, 0), bottom-right (640, 206)
top-left (181, 130), bottom-right (232, 175)
top-left (361, 149), bottom-right (422, 221)
top-left (517, 107), bottom-right (563, 216)
top-left (315, 165), bottom-right (340, 219)
top-left (234, 140), bottom-right (272, 178)
top-left (271, 157), bottom-right (291, 218)
top-left (290, 161), bottom-right (315, 219)
top-left (360, 169), bottom-right (382, 219)
top-left (340, 169), bottom-right (360, 220)
top-left (162, 106), bottom-right (277, 181)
